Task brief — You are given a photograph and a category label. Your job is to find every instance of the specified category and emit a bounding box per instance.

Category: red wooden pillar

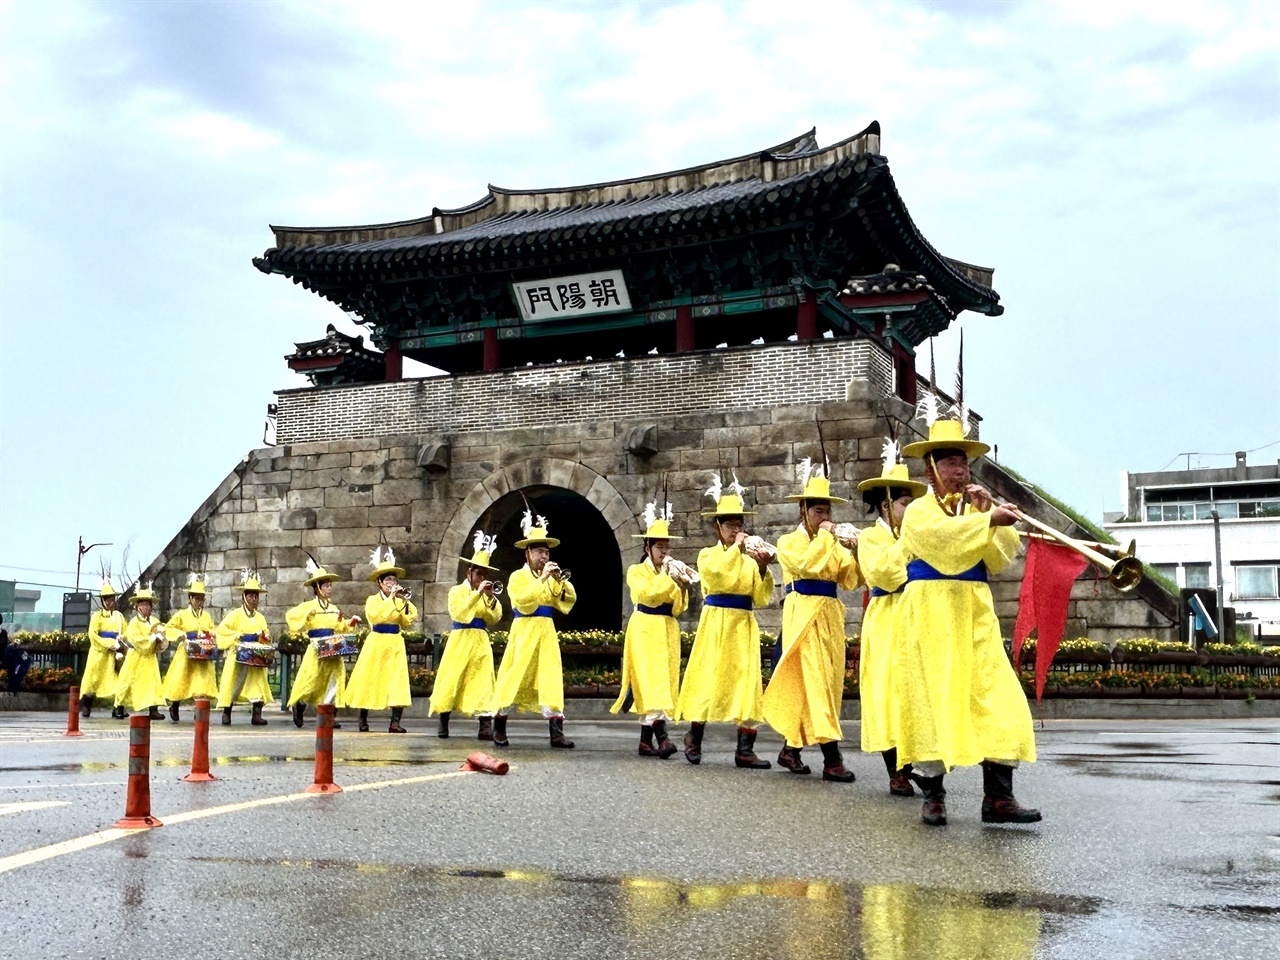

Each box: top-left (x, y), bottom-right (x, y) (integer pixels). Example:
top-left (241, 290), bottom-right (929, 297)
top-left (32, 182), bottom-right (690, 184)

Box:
top-left (675, 304), bottom-right (695, 352)
top-left (483, 327), bottom-right (500, 371)
top-left (796, 297), bottom-right (818, 341)
top-left (384, 341), bottom-right (403, 382)
top-left (893, 343), bottom-right (917, 404)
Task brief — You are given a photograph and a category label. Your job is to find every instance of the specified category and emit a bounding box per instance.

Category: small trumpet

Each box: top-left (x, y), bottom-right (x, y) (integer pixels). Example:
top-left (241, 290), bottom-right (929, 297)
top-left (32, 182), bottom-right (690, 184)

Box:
top-left (743, 535), bottom-right (778, 561)
top-left (540, 562), bottom-right (571, 583)
top-left (663, 556), bottom-right (700, 586)
top-left (481, 580), bottom-right (504, 596)
top-left (395, 586), bottom-right (413, 601)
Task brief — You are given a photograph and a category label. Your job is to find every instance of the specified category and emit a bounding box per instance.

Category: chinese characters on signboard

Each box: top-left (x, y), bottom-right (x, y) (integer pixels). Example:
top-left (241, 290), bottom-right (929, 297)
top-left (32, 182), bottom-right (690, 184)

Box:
top-left (512, 269), bottom-right (632, 322)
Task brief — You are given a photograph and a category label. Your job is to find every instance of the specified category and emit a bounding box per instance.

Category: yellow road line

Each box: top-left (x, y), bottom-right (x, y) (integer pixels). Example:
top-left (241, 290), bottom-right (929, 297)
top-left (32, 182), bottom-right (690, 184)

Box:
top-left (0, 769), bottom-right (472, 875)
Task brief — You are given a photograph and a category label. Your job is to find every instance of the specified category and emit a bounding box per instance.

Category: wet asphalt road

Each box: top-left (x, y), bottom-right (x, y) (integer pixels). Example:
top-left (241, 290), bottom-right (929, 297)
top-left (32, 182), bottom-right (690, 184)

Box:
top-left (0, 711), bottom-right (1276, 960)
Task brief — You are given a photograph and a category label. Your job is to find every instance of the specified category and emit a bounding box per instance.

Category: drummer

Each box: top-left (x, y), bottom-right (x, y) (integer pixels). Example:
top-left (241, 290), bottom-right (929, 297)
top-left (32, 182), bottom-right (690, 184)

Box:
top-left (81, 579), bottom-right (125, 719)
top-left (114, 584), bottom-right (172, 720)
top-left (429, 530), bottom-right (503, 740)
top-left (345, 545), bottom-right (417, 733)
top-left (286, 560), bottom-right (359, 728)
top-left (215, 571), bottom-right (274, 726)
top-left (161, 574), bottom-right (219, 722)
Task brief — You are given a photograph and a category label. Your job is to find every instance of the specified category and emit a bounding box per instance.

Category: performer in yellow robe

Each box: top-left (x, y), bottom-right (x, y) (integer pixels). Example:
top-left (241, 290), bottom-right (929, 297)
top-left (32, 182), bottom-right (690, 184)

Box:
top-left (856, 455), bottom-right (927, 797)
top-left (430, 530), bottom-right (503, 740)
top-left (611, 503), bottom-right (690, 758)
top-left (492, 512), bottom-right (577, 748)
top-left (896, 417), bottom-right (1040, 826)
top-left (114, 586), bottom-right (172, 717)
top-left (675, 475), bottom-right (774, 769)
top-left (346, 545), bottom-right (417, 732)
top-left (81, 580), bottom-right (124, 718)
top-left (215, 572), bottom-right (274, 725)
top-left (286, 561), bottom-right (356, 728)
top-left (161, 574), bottom-right (219, 722)
top-left (762, 464), bottom-right (861, 781)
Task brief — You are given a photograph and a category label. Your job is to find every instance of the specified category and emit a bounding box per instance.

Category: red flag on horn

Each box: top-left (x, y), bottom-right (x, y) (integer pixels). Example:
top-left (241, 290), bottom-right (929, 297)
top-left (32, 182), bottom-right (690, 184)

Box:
top-left (1013, 538), bottom-right (1090, 701)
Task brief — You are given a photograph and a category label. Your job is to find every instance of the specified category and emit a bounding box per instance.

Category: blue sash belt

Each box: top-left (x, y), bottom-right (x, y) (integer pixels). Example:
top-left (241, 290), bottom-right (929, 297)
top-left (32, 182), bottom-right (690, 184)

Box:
top-left (371, 623), bottom-right (401, 634)
top-left (185, 631), bottom-right (198, 639)
top-left (784, 579), bottom-right (839, 598)
top-left (99, 631), bottom-right (119, 639)
top-left (704, 594), bottom-right (752, 610)
top-left (869, 585), bottom-right (905, 598)
top-left (906, 559), bottom-right (988, 583)
top-left (308, 628), bottom-right (335, 638)
top-left (239, 634), bottom-right (262, 642)
top-left (513, 606), bottom-right (555, 618)
top-left (451, 618), bottom-right (487, 630)
top-left (637, 603), bottom-right (674, 617)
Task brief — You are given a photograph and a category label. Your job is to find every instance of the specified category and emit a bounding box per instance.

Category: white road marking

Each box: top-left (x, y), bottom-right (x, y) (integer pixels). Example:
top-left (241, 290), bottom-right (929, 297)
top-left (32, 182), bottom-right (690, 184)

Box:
top-left (0, 801), bottom-right (71, 815)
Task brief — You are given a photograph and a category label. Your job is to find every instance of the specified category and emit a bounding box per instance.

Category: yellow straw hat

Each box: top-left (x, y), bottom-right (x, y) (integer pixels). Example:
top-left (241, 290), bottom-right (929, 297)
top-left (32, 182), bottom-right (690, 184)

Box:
top-left (367, 545), bottom-right (406, 581)
top-left (98, 580), bottom-right (118, 598)
top-left (785, 459), bottom-right (848, 504)
top-left (302, 557), bottom-right (340, 587)
top-left (457, 531), bottom-right (501, 572)
top-left (631, 502), bottom-right (683, 540)
top-left (857, 463), bottom-right (928, 499)
top-left (700, 473), bottom-right (756, 518)
top-left (186, 573), bottom-right (207, 596)
top-left (233, 570), bottom-right (269, 594)
top-left (513, 509), bottom-right (560, 549)
top-left (130, 584), bottom-right (158, 605)
top-left (901, 419), bottom-right (990, 460)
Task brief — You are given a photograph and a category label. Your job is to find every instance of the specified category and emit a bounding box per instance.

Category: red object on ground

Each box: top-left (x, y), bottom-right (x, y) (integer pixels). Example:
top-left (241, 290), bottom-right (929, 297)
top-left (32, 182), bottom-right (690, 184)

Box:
top-left (182, 698), bottom-right (217, 782)
top-left (66, 686), bottom-right (83, 737)
top-left (113, 715), bottom-right (163, 829)
top-left (1014, 538), bottom-right (1090, 701)
top-left (304, 704), bottom-right (342, 794)
top-left (460, 751), bottom-right (509, 775)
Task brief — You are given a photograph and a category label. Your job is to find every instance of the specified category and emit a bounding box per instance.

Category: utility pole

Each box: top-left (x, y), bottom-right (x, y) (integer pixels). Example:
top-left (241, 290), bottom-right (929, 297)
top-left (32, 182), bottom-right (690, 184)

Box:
top-left (1210, 511), bottom-right (1226, 644)
top-left (75, 537), bottom-right (112, 592)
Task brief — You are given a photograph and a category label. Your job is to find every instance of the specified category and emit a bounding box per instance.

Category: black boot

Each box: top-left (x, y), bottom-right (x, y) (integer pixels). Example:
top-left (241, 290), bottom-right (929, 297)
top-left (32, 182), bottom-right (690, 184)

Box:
top-left (358, 709), bottom-right (370, 732)
top-left (919, 774), bottom-right (947, 826)
top-left (638, 725), bottom-right (659, 757)
top-left (116, 705), bottom-right (128, 720)
top-left (292, 702), bottom-right (306, 728)
top-left (981, 761), bottom-right (1042, 823)
top-left (80, 694), bottom-right (93, 718)
top-left (683, 721), bottom-right (705, 765)
top-left (777, 746), bottom-right (811, 774)
top-left (883, 748), bottom-right (915, 796)
top-left (493, 714), bottom-right (509, 747)
top-left (250, 701), bottom-right (268, 726)
top-left (478, 716), bottom-right (494, 741)
top-left (222, 706), bottom-right (232, 726)
top-left (389, 707), bottom-right (406, 733)
top-left (734, 727), bottom-right (771, 769)
top-left (437, 711), bottom-right (451, 739)
top-left (168, 702), bottom-right (180, 723)
top-left (652, 719), bottom-right (677, 759)
top-left (148, 705), bottom-right (165, 721)
top-left (820, 742), bottom-right (855, 782)
top-left (549, 717), bottom-right (574, 749)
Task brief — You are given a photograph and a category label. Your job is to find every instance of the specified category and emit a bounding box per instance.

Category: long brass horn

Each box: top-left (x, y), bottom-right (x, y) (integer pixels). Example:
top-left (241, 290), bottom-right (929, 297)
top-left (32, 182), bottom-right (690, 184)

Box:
top-left (1014, 510), bottom-right (1143, 593)
top-left (1021, 531), bottom-right (1136, 562)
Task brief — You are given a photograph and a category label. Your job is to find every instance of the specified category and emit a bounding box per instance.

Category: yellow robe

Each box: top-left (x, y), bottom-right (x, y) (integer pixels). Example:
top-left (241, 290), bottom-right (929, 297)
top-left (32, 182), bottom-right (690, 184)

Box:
top-left (492, 566), bottom-right (577, 714)
top-left (115, 615), bottom-right (173, 712)
top-left (430, 582), bottom-right (503, 716)
top-left (676, 542), bottom-right (774, 725)
top-left (611, 559), bottom-right (689, 716)
top-left (857, 519), bottom-right (909, 754)
top-left (81, 609), bottom-right (124, 699)
top-left (860, 883), bottom-right (1040, 960)
top-left (215, 607), bottom-right (274, 706)
top-left (285, 598), bottom-right (354, 707)
top-left (762, 526), bottom-right (860, 747)
top-left (162, 606), bottom-right (219, 703)
top-left (344, 592), bottom-right (417, 709)
top-left (892, 496), bottom-right (1035, 770)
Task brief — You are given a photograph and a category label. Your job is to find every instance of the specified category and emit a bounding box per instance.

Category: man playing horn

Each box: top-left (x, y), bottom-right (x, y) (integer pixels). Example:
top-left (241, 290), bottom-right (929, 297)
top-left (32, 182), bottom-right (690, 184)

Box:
top-left (286, 560), bottom-right (358, 728)
top-left (762, 459), bottom-right (862, 782)
top-left (346, 545), bottom-right (417, 733)
top-left (81, 579), bottom-right (124, 719)
top-left (491, 510), bottom-right (577, 749)
top-left (215, 571), bottom-right (274, 726)
top-left (611, 500), bottom-right (690, 759)
top-left (856, 442), bottom-right (928, 797)
top-left (161, 574), bottom-right (219, 722)
top-left (430, 530), bottom-right (503, 741)
top-left (895, 412), bottom-right (1040, 826)
top-left (676, 473), bottom-right (774, 769)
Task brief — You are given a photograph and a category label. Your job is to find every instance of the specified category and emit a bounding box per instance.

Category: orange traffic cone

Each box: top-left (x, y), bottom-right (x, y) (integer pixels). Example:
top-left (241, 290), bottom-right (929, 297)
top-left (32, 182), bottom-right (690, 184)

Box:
top-left (114, 715), bottom-right (163, 829)
top-left (460, 751), bottom-right (509, 775)
top-left (182, 698), bottom-right (217, 782)
top-left (304, 704), bottom-right (342, 794)
top-left (66, 686), bottom-right (84, 737)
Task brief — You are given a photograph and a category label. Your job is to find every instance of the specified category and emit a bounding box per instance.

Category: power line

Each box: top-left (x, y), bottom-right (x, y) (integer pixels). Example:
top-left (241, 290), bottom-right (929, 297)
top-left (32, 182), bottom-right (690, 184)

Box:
top-left (1156, 440), bottom-right (1279, 472)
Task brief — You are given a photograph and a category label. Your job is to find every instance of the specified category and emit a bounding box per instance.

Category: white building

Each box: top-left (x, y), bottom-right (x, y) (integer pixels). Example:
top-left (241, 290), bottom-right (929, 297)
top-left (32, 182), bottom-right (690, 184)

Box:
top-left (1103, 452), bottom-right (1280, 642)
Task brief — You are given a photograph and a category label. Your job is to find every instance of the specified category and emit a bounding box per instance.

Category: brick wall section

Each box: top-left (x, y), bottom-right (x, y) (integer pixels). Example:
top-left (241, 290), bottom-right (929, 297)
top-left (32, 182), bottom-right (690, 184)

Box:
top-left (275, 339), bottom-right (894, 445)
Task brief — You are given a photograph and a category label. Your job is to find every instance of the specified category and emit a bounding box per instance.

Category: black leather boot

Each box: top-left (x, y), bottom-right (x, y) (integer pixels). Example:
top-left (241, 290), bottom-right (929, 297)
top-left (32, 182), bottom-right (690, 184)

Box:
top-left (981, 761), bottom-right (1042, 823)
top-left (777, 746), bottom-right (811, 774)
top-left (292, 702), bottom-right (306, 728)
top-left (638, 725), bottom-right (659, 757)
top-left (358, 709), bottom-right (370, 732)
top-left (250, 701), bottom-right (268, 726)
top-left (478, 716), bottom-right (493, 741)
top-left (919, 774), bottom-right (947, 826)
top-left (883, 748), bottom-right (915, 796)
top-left (820, 741), bottom-right (855, 782)
top-left (492, 714), bottom-right (509, 747)
top-left (222, 706), bottom-right (232, 725)
top-left (437, 711), bottom-right (451, 738)
top-left (148, 705), bottom-right (165, 721)
top-left (652, 719), bottom-right (677, 759)
top-left (168, 701), bottom-right (180, 723)
top-left (80, 694), bottom-right (93, 718)
top-left (388, 707), bottom-right (406, 733)
top-left (549, 717), bottom-right (574, 749)
top-left (683, 721), bottom-right (705, 765)
top-left (734, 727), bottom-right (771, 769)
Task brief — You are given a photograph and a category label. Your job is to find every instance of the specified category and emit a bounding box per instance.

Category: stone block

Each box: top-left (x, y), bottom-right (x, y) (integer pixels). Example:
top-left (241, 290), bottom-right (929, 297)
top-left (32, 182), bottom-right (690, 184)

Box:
top-left (452, 444), bottom-right (502, 463)
top-left (771, 404), bottom-right (820, 423)
top-left (289, 468), bottom-right (343, 491)
top-left (321, 438), bottom-right (382, 454)
top-left (287, 488), bottom-right (326, 509)
top-left (724, 409), bottom-right (772, 427)
top-left (255, 496), bottom-right (287, 513)
top-left (679, 449), bottom-right (737, 472)
top-left (385, 458), bottom-right (425, 480)
top-left (238, 529), bottom-right (300, 549)
top-left (314, 506), bottom-right (370, 528)
top-left (738, 446), bottom-right (790, 468)
top-left (325, 485), bottom-right (374, 508)
top-left (369, 504), bottom-right (412, 528)
top-left (580, 455), bottom-right (629, 478)
top-left (302, 527), bottom-right (379, 548)
top-left (232, 512), bottom-right (283, 533)
top-left (668, 412), bottom-right (725, 431)
top-left (351, 449), bottom-right (389, 468)
top-left (280, 508), bottom-right (317, 531)
top-left (817, 417), bottom-right (879, 442)
top-left (317, 453), bottom-right (352, 469)
top-left (373, 479), bottom-right (426, 506)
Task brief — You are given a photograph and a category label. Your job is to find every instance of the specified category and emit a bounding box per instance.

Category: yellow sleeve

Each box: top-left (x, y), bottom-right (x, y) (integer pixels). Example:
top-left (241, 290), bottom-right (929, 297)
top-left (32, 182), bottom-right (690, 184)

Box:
top-left (697, 544), bottom-right (738, 596)
top-left (548, 578), bottom-right (575, 614)
top-left (215, 610), bottom-right (240, 650)
top-left (751, 563), bottom-right (775, 608)
top-left (983, 525), bottom-right (1022, 576)
top-left (778, 528), bottom-right (861, 589)
top-left (628, 561), bottom-right (683, 607)
top-left (88, 612), bottom-right (117, 651)
top-left (507, 568), bottom-right (540, 613)
top-left (285, 601), bottom-right (314, 634)
top-left (254, 613), bottom-right (272, 644)
top-left (857, 523), bottom-right (909, 593)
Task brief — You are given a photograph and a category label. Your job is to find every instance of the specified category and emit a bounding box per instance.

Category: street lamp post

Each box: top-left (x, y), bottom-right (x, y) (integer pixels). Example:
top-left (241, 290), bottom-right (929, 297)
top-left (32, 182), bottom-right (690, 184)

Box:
top-left (75, 537), bottom-right (112, 592)
top-left (1210, 510), bottom-right (1226, 644)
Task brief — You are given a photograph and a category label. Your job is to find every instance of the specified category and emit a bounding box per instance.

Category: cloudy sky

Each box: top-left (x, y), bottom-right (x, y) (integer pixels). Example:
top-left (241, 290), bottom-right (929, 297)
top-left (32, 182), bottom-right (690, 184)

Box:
top-left (2, 0), bottom-right (1277, 606)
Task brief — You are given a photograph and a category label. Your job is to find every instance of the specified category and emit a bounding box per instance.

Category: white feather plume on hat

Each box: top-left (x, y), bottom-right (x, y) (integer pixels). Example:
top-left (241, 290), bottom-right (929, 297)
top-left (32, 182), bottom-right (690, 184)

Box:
top-left (304, 557), bottom-right (319, 578)
top-left (641, 500), bottom-right (658, 530)
top-left (704, 473), bottom-right (722, 504)
top-left (472, 529), bottom-right (497, 555)
top-left (880, 438), bottom-right (901, 473)
top-left (728, 472), bottom-right (746, 498)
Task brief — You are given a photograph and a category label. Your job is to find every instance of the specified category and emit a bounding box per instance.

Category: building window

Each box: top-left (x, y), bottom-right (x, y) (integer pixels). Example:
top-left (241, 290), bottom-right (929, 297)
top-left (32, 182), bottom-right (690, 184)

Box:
top-left (1152, 563), bottom-right (1178, 584)
top-left (1237, 566), bottom-right (1279, 600)
top-left (1184, 563), bottom-right (1212, 589)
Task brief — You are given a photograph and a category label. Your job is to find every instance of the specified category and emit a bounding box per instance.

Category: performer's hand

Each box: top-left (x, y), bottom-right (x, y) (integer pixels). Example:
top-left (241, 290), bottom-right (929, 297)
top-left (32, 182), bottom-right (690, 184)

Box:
top-left (734, 532), bottom-right (748, 551)
top-left (989, 504), bottom-right (1021, 527)
top-left (818, 520), bottom-right (836, 533)
top-left (480, 580), bottom-right (495, 595)
top-left (966, 484), bottom-right (993, 512)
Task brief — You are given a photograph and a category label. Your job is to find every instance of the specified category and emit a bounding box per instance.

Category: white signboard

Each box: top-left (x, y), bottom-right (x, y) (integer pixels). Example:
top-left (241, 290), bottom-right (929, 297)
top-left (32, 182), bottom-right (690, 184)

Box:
top-left (512, 269), bottom-right (631, 322)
